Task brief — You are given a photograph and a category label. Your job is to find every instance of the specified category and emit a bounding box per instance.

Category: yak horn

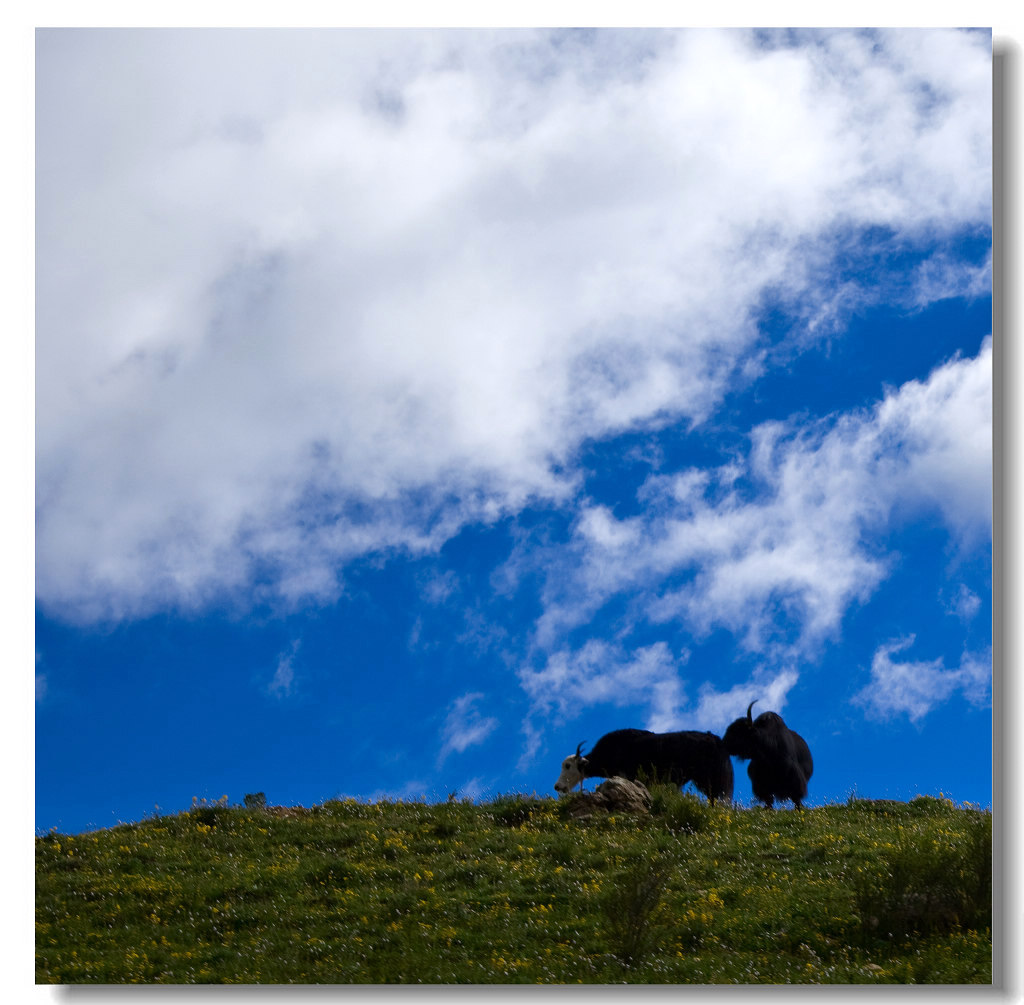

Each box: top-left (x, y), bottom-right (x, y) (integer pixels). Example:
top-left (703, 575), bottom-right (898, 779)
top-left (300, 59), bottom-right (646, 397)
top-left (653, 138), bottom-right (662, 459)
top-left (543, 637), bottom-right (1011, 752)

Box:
top-left (747, 700), bottom-right (758, 722)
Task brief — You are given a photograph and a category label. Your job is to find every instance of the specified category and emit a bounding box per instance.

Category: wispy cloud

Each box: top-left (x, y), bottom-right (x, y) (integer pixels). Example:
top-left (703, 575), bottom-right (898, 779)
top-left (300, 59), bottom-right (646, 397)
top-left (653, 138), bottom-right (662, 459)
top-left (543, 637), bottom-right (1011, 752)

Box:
top-left (450, 777), bottom-right (490, 802)
top-left (519, 640), bottom-right (688, 732)
top-left (911, 252), bottom-right (992, 308)
top-left (437, 692), bottom-right (499, 766)
top-left (514, 339), bottom-right (990, 739)
top-left (690, 669), bottom-right (802, 732)
top-left (947, 584), bottom-right (983, 623)
top-left (35, 652), bottom-right (48, 704)
top-left (36, 28), bottom-right (991, 625)
top-left (853, 637), bottom-right (991, 722)
top-left (363, 779), bottom-right (435, 803)
top-left (527, 340), bottom-right (991, 660)
top-left (266, 640), bottom-right (301, 699)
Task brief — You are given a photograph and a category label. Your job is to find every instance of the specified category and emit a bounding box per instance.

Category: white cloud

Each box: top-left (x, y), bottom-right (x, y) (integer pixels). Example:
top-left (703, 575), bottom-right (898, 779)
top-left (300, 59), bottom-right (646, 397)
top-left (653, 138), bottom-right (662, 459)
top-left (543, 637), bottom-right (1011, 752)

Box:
top-left (419, 570), bottom-right (460, 606)
top-left (853, 637), bottom-right (990, 722)
top-left (873, 338), bottom-right (993, 544)
top-left (363, 779), bottom-right (434, 803)
top-left (948, 584), bottom-right (982, 622)
top-left (450, 777), bottom-right (490, 802)
top-left (266, 640), bottom-right (300, 699)
top-left (36, 29), bottom-right (991, 623)
top-left (529, 340), bottom-right (991, 663)
top-left (518, 640), bottom-right (688, 732)
top-left (515, 644), bottom-right (802, 763)
top-left (513, 339), bottom-right (991, 744)
top-left (691, 669), bottom-right (801, 732)
top-left (437, 692), bottom-right (499, 765)
top-left (911, 252), bottom-right (992, 308)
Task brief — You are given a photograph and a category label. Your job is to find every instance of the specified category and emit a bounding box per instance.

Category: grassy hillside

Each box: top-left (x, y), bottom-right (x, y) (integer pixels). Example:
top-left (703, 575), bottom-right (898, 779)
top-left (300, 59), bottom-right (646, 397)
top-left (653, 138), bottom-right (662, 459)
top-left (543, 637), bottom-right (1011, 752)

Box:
top-left (36, 789), bottom-right (991, 984)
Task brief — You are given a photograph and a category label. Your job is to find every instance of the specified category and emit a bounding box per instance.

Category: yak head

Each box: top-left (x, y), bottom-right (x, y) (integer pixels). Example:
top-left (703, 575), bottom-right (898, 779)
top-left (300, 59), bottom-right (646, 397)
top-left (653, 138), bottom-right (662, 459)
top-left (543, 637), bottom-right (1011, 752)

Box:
top-left (554, 742), bottom-right (589, 793)
top-left (722, 701), bottom-right (763, 761)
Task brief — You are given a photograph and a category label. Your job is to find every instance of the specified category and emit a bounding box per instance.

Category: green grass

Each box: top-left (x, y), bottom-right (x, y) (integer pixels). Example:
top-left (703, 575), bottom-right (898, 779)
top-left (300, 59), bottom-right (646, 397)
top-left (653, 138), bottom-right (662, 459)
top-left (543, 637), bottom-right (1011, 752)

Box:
top-left (36, 790), bottom-right (991, 984)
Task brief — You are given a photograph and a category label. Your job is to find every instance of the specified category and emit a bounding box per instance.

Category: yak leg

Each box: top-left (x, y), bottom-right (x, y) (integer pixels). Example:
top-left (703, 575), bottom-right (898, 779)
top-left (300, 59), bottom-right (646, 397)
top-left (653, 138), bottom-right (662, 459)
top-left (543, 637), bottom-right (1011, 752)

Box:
top-left (695, 777), bottom-right (718, 805)
top-left (748, 763), bottom-right (776, 809)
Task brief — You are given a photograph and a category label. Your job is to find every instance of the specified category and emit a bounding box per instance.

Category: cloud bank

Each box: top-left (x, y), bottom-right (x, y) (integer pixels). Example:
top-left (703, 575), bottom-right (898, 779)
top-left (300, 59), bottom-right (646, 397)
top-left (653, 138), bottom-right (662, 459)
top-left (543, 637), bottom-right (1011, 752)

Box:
top-left (36, 28), bottom-right (991, 625)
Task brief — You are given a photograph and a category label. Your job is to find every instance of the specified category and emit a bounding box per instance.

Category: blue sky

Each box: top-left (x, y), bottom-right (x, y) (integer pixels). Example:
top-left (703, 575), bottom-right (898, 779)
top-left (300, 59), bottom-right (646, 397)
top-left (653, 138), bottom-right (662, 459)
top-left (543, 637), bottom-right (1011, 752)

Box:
top-left (35, 27), bottom-right (993, 835)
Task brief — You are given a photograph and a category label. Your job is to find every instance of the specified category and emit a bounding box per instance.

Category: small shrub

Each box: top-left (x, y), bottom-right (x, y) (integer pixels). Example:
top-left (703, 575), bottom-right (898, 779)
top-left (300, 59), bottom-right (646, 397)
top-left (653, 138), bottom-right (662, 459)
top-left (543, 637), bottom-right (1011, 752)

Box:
top-left (431, 814), bottom-right (460, 838)
top-left (854, 812), bottom-right (991, 941)
top-left (908, 794), bottom-right (956, 815)
top-left (545, 831), bottom-right (578, 866)
top-left (648, 782), bottom-right (677, 815)
top-left (430, 793), bottom-right (473, 838)
top-left (244, 792), bottom-right (267, 810)
top-left (486, 794), bottom-right (549, 828)
top-left (600, 854), bottom-right (675, 967)
top-left (846, 798), bottom-right (905, 815)
top-left (650, 787), bottom-right (714, 834)
top-left (187, 795), bottom-right (231, 827)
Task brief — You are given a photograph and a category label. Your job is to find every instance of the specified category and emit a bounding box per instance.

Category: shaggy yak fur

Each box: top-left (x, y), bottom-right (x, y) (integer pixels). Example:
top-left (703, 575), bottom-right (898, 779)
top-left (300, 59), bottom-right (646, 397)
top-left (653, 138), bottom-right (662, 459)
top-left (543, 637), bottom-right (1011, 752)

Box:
top-left (554, 728), bottom-right (734, 804)
top-left (722, 702), bottom-right (813, 809)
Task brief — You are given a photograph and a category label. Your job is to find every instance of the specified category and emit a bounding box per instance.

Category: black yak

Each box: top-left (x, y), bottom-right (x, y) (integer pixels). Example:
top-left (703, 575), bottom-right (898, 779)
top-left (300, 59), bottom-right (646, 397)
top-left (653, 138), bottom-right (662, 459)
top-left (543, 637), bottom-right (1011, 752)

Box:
top-left (553, 728), bottom-right (734, 804)
top-left (723, 701), bottom-right (813, 809)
